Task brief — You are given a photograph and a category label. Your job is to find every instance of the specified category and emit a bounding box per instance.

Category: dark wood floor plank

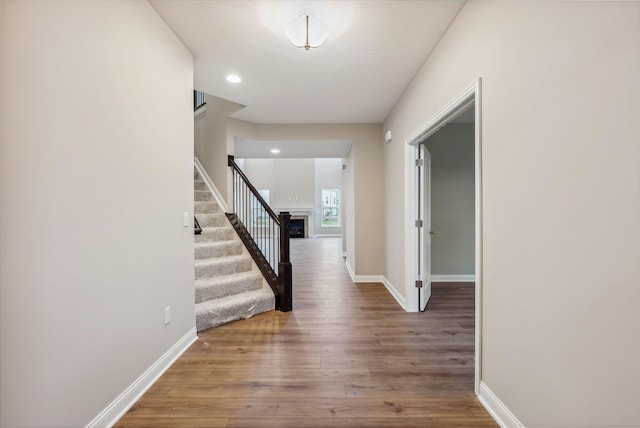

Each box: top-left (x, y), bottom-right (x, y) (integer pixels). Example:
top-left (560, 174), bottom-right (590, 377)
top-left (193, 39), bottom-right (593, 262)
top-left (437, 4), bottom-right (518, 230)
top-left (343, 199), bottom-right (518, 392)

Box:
top-left (116, 238), bottom-right (496, 427)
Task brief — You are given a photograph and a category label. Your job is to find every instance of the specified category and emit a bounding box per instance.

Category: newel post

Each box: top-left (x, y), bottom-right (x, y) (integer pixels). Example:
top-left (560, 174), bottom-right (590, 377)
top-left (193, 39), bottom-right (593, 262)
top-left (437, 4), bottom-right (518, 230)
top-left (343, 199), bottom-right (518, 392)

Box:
top-left (278, 211), bottom-right (293, 311)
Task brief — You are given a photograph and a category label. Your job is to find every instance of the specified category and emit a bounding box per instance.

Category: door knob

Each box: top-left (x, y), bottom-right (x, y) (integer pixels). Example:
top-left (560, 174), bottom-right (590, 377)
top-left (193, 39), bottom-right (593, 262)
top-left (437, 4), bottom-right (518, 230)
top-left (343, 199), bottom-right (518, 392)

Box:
top-left (429, 230), bottom-right (435, 236)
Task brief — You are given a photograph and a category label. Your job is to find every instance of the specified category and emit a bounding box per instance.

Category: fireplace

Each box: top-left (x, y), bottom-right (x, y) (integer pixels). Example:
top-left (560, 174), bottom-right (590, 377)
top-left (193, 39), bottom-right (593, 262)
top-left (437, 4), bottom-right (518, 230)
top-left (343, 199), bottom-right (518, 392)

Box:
top-left (289, 218), bottom-right (305, 238)
top-left (277, 208), bottom-right (313, 238)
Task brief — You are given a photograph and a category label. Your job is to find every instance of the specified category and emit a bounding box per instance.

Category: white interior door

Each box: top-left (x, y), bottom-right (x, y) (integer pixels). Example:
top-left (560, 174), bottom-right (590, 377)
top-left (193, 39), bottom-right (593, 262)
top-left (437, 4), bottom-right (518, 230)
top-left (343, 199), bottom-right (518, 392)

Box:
top-left (419, 146), bottom-right (432, 311)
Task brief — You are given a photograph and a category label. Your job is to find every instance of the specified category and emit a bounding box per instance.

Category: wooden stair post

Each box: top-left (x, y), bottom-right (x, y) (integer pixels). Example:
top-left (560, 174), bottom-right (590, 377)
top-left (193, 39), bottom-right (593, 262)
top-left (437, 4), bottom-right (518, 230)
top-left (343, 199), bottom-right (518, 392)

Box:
top-left (278, 212), bottom-right (293, 312)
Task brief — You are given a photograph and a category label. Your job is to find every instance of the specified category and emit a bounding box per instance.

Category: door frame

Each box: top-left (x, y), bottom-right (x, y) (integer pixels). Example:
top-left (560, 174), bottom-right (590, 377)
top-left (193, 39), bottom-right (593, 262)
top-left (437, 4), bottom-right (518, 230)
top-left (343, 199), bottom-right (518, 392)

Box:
top-left (403, 78), bottom-right (482, 393)
top-left (417, 145), bottom-right (432, 311)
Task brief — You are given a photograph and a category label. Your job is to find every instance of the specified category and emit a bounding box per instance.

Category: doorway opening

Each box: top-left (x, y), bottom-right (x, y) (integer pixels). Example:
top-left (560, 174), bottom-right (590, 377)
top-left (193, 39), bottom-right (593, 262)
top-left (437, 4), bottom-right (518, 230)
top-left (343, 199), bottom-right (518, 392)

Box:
top-left (405, 78), bottom-right (482, 393)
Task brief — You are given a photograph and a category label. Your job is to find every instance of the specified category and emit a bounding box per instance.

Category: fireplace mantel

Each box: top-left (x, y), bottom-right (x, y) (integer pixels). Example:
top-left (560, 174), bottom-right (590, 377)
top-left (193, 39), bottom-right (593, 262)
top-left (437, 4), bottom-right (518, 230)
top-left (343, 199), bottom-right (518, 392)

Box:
top-left (275, 208), bottom-right (314, 238)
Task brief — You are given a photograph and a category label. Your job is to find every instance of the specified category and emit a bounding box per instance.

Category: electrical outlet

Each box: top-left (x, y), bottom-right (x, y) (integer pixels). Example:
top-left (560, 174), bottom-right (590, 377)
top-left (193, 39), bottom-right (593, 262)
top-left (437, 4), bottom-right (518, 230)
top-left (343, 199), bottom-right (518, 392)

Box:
top-left (164, 306), bottom-right (171, 325)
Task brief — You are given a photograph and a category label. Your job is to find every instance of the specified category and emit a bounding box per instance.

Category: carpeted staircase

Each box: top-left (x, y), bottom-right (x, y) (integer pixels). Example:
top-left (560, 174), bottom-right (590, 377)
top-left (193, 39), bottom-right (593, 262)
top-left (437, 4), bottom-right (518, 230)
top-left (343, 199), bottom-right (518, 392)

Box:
top-left (194, 168), bottom-right (274, 331)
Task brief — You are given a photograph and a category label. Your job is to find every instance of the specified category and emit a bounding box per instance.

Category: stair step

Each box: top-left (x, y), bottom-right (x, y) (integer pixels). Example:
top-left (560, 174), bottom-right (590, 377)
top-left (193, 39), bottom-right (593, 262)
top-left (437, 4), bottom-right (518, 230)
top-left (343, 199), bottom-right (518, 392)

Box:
top-left (195, 213), bottom-right (228, 227)
top-left (195, 226), bottom-right (235, 243)
top-left (194, 255), bottom-right (252, 279)
top-left (195, 240), bottom-right (243, 259)
top-left (193, 162), bottom-right (274, 331)
top-left (194, 189), bottom-right (213, 202)
top-left (195, 283), bottom-right (275, 331)
top-left (195, 201), bottom-right (220, 214)
top-left (195, 271), bottom-right (264, 303)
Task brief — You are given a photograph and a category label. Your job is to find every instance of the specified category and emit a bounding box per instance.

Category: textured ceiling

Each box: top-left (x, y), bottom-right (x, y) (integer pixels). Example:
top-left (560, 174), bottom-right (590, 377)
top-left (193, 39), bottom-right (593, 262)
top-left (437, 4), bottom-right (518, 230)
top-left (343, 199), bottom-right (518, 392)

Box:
top-left (150, 0), bottom-right (465, 124)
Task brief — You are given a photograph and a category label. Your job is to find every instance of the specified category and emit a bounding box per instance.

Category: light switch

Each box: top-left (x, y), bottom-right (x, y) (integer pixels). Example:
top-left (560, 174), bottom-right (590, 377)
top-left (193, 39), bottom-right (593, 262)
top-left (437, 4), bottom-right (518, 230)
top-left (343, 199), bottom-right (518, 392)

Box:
top-left (183, 211), bottom-right (189, 227)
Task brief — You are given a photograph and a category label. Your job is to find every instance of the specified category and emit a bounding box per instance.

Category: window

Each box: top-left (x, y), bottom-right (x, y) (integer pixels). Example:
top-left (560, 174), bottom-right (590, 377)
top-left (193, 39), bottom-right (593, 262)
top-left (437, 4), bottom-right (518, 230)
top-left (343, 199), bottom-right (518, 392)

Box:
top-left (321, 189), bottom-right (340, 227)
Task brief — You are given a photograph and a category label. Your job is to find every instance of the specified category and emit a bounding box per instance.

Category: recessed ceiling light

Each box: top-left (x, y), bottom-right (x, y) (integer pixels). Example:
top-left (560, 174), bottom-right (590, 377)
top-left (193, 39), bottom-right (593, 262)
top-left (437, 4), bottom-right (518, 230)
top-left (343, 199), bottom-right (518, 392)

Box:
top-left (226, 74), bottom-right (242, 83)
top-left (270, 149), bottom-right (280, 154)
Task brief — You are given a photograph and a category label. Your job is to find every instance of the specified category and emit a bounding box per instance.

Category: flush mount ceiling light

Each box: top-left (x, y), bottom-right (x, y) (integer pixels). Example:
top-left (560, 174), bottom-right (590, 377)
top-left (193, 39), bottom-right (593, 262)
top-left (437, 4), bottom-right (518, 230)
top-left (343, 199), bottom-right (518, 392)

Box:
top-left (270, 148), bottom-right (281, 154)
top-left (226, 74), bottom-right (242, 83)
top-left (285, 9), bottom-right (329, 50)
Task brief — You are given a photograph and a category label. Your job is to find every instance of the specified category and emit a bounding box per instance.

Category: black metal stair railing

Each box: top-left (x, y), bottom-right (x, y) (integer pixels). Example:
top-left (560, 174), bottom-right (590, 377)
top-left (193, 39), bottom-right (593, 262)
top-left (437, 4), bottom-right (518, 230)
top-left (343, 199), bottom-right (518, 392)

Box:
top-left (227, 155), bottom-right (292, 311)
top-left (193, 90), bottom-right (206, 110)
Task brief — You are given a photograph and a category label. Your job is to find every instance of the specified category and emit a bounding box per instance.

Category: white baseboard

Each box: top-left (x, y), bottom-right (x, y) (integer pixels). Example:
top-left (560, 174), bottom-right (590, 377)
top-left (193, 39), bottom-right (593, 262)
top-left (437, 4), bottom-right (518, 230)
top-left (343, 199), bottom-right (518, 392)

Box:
top-left (381, 277), bottom-right (407, 310)
top-left (86, 328), bottom-right (197, 428)
top-left (431, 274), bottom-right (475, 282)
top-left (478, 382), bottom-right (525, 428)
top-left (345, 261), bottom-right (383, 283)
top-left (344, 260), bottom-right (406, 310)
top-left (194, 157), bottom-right (228, 213)
top-left (345, 259), bottom-right (356, 281)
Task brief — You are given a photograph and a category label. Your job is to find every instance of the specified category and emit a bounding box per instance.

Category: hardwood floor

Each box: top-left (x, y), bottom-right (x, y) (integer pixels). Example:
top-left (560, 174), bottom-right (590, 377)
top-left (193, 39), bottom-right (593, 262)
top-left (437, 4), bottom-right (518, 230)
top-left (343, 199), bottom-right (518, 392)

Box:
top-left (116, 238), bottom-right (497, 427)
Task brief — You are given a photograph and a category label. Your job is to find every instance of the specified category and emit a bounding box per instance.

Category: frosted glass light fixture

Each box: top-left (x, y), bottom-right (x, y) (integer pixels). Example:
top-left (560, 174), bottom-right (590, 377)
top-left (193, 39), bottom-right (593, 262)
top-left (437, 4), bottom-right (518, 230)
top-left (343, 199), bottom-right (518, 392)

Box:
top-left (285, 9), bottom-right (329, 50)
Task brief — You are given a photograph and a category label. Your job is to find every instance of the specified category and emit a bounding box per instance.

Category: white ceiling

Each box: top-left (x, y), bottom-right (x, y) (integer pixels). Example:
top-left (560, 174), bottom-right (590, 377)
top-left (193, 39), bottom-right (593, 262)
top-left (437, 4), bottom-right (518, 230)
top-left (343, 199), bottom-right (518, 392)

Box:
top-left (150, 0), bottom-right (465, 124)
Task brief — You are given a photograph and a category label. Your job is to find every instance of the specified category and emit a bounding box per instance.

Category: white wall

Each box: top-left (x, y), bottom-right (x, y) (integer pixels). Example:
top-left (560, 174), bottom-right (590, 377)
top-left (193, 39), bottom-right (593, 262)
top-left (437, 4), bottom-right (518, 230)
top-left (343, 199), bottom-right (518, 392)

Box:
top-left (343, 148), bottom-right (355, 262)
top-left (0, 1), bottom-right (194, 426)
top-left (272, 159), bottom-right (315, 209)
top-left (315, 158), bottom-right (343, 236)
top-left (238, 158), bottom-right (317, 210)
top-left (425, 124), bottom-right (475, 276)
top-left (240, 158), bottom-right (274, 195)
top-left (383, 1), bottom-right (640, 426)
top-left (195, 94), bottom-right (244, 206)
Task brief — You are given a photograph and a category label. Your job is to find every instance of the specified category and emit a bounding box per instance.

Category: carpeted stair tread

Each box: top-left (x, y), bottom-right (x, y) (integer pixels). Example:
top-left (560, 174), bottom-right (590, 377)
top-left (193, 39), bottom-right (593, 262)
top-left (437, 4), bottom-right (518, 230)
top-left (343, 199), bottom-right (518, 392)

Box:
top-left (194, 213), bottom-right (228, 227)
top-left (195, 201), bottom-right (220, 214)
top-left (195, 271), bottom-right (264, 303)
top-left (193, 163), bottom-right (275, 331)
top-left (195, 283), bottom-right (275, 331)
top-left (194, 189), bottom-right (213, 201)
top-left (194, 240), bottom-right (243, 259)
top-left (194, 254), bottom-right (253, 279)
top-left (195, 226), bottom-right (235, 243)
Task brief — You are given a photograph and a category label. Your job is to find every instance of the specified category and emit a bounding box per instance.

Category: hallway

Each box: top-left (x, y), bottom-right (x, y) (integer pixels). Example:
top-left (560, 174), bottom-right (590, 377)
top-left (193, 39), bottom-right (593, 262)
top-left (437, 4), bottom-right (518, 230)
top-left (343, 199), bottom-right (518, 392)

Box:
top-left (116, 238), bottom-right (496, 427)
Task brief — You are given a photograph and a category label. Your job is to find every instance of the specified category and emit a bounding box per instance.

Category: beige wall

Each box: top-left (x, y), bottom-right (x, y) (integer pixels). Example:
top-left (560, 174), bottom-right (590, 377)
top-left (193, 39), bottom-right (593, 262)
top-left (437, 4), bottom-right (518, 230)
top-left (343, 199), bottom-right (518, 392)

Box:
top-left (195, 94), bottom-right (244, 207)
top-left (425, 124), bottom-right (475, 276)
top-left (383, 1), bottom-right (640, 426)
top-left (343, 148), bottom-right (355, 261)
top-left (0, 1), bottom-right (194, 426)
top-left (228, 121), bottom-right (384, 276)
top-left (239, 158), bottom-right (275, 195)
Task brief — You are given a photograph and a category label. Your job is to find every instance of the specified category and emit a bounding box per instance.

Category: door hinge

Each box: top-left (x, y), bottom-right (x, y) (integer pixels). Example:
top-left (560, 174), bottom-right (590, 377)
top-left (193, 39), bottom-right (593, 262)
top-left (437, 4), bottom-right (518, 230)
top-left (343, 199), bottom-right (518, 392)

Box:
top-left (415, 159), bottom-right (424, 167)
top-left (415, 280), bottom-right (423, 288)
top-left (415, 219), bottom-right (423, 228)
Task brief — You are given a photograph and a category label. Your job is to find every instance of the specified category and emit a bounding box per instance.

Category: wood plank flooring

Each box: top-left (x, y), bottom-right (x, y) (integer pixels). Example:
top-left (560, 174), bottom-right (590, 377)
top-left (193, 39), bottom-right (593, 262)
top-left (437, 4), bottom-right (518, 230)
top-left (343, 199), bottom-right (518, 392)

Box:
top-left (116, 238), bottom-right (496, 427)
